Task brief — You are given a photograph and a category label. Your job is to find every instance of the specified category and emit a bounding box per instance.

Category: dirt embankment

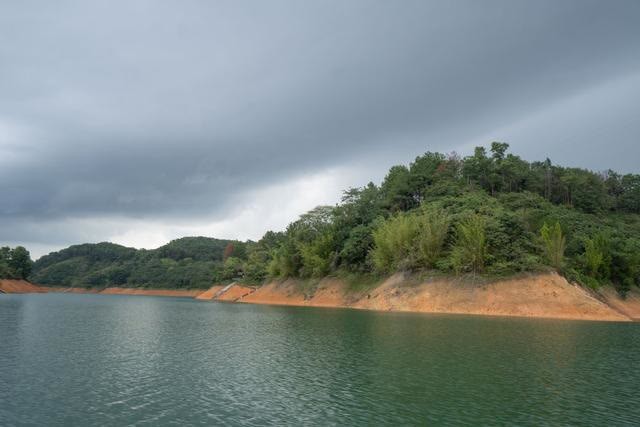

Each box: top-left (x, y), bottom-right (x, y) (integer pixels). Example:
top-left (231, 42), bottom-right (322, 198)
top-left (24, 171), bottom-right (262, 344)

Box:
top-left (5, 275), bottom-right (637, 322)
top-left (214, 284), bottom-right (255, 302)
top-left (0, 279), bottom-right (47, 294)
top-left (194, 285), bottom-right (224, 300)
top-left (236, 273), bottom-right (632, 322)
top-left (597, 287), bottom-right (640, 321)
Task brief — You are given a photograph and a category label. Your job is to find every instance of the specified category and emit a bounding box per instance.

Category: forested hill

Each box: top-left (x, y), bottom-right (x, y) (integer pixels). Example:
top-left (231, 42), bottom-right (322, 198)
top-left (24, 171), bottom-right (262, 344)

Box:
top-left (26, 143), bottom-right (640, 293)
top-left (30, 237), bottom-right (248, 288)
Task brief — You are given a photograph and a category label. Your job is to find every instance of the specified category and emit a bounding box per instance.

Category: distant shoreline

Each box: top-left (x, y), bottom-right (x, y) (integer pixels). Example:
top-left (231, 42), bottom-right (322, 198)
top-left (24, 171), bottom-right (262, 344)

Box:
top-left (3, 274), bottom-right (639, 322)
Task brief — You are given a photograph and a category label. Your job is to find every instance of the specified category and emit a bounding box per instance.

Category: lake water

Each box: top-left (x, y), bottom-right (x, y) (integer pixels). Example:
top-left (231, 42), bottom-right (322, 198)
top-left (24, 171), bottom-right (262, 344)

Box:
top-left (1, 293), bottom-right (639, 426)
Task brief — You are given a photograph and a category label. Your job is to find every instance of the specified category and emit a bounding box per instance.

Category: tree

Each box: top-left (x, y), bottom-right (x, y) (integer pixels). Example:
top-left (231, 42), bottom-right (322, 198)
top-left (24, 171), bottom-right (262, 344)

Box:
top-left (299, 232), bottom-right (335, 277)
top-left (7, 246), bottom-right (33, 279)
top-left (540, 222), bottom-right (566, 270)
top-left (222, 257), bottom-right (244, 281)
top-left (0, 246), bottom-right (14, 278)
top-left (584, 238), bottom-right (604, 278)
top-left (490, 141), bottom-right (509, 161)
top-left (267, 244), bottom-right (299, 278)
top-left (408, 152), bottom-right (446, 202)
top-left (559, 168), bottom-right (608, 213)
top-left (451, 215), bottom-right (487, 274)
top-left (337, 183), bottom-right (382, 226)
top-left (371, 213), bottom-right (420, 273)
top-left (462, 146), bottom-right (492, 190)
top-left (338, 225), bottom-right (374, 270)
top-left (618, 174), bottom-right (640, 213)
top-left (415, 207), bottom-right (450, 268)
top-left (583, 233), bottom-right (612, 280)
top-left (380, 165), bottom-right (415, 212)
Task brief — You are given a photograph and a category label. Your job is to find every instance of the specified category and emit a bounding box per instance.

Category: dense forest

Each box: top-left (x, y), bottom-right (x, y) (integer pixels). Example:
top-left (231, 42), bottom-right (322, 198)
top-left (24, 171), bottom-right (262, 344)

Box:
top-left (12, 143), bottom-right (640, 294)
top-left (0, 246), bottom-right (33, 280)
top-left (29, 237), bottom-right (248, 288)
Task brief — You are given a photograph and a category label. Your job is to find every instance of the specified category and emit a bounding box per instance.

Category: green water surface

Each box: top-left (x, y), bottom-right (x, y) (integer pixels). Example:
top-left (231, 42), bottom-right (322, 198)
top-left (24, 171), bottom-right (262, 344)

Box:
top-left (1, 293), bottom-right (639, 426)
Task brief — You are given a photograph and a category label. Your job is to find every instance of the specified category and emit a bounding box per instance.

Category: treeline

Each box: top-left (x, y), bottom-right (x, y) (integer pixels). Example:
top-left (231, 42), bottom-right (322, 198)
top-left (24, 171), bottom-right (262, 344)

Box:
top-left (25, 143), bottom-right (640, 293)
top-left (0, 246), bottom-right (33, 280)
top-left (30, 237), bottom-right (250, 288)
top-left (239, 143), bottom-right (640, 293)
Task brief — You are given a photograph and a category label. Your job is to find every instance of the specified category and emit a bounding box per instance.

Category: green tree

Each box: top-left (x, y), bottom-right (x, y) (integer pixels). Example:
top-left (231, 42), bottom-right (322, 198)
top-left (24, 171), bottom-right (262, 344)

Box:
top-left (299, 232), bottom-right (335, 277)
top-left (451, 214), bottom-right (487, 274)
top-left (380, 165), bottom-right (415, 212)
top-left (583, 233), bottom-right (612, 280)
top-left (462, 146), bottom-right (492, 190)
top-left (8, 246), bottom-right (33, 279)
top-left (0, 246), bottom-right (13, 278)
top-left (371, 213), bottom-right (420, 273)
top-left (222, 257), bottom-right (244, 281)
top-left (618, 174), bottom-right (640, 213)
top-left (540, 222), bottom-right (566, 270)
top-left (559, 168), bottom-right (608, 213)
top-left (584, 238), bottom-right (604, 278)
top-left (415, 207), bottom-right (450, 268)
top-left (408, 152), bottom-right (446, 202)
top-left (338, 225), bottom-right (374, 270)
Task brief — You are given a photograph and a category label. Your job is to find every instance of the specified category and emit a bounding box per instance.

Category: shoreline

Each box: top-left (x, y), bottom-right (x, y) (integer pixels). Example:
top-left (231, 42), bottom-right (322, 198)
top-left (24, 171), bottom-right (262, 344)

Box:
top-left (45, 286), bottom-right (204, 298)
top-left (233, 274), bottom-right (637, 322)
top-left (2, 274), bottom-right (639, 322)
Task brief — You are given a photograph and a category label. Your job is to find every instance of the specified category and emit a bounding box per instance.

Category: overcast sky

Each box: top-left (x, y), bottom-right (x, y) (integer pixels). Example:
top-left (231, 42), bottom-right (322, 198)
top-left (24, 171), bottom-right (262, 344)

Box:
top-left (1, 0), bottom-right (639, 258)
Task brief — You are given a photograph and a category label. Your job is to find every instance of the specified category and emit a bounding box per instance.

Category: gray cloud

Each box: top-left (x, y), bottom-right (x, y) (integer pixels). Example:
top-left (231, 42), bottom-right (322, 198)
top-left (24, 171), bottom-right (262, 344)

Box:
top-left (1, 0), bottom-right (639, 255)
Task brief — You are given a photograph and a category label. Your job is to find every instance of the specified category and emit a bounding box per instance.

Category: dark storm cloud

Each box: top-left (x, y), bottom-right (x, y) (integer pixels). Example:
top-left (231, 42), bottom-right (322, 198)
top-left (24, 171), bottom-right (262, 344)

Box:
top-left (1, 0), bottom-right (640, 252)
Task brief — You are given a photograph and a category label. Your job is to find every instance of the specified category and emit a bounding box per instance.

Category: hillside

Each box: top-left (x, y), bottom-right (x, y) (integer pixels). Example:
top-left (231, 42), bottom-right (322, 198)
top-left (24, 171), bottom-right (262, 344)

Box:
top-left (252, 143), bottom-right (639, 296)
top-left (16, 143), bottom-right (640, 295)
top-left (30, 237), bottom-right (247, 288)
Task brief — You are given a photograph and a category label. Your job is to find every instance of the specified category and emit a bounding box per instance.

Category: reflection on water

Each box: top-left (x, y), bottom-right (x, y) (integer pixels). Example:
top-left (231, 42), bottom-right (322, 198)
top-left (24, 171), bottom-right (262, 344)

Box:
top-left (1, 293), bottom-right (639, 425)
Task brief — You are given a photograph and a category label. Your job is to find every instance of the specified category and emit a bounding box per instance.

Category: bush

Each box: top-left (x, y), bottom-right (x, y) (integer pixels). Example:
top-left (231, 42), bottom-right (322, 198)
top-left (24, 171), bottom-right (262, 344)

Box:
top-left (540, 222), bottom-right (566, 270)
top-left (299, 233), bottom-right (335, 277)
top-left (414, 207), bottom-right (450, 268)
top-left (371, 213), bottom-right (419, 273)
top-left (451, 214), bottom-right (487, 274)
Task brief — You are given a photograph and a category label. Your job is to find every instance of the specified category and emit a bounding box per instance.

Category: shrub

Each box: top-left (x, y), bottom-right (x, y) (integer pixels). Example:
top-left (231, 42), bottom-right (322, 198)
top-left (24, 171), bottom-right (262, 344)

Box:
top-left (371, 213), bottom-right (420, 273)
top-left (584, 238), bottom-right (604, 278)
top-left (540, 222), bottom-right (566, 270)
top-left (414, 207), bottom-right (450, 268)
top-left (451, 214), bottom-right (487, 274)
top-left (299, 233), bottom-right (335, 277)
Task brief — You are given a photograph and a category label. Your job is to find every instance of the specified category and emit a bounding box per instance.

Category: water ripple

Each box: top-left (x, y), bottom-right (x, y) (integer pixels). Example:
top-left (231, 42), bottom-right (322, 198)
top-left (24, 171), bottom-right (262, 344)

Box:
top-left (1, 294), bottom-right (639, 426)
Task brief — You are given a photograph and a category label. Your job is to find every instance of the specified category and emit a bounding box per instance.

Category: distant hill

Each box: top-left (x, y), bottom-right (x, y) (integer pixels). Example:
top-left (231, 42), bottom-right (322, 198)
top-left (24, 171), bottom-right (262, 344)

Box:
top-left (30, 237), bottom-right (247, 288)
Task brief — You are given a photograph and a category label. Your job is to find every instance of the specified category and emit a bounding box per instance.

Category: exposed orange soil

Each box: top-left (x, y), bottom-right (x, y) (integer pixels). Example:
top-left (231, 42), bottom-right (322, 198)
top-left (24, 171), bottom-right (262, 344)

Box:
top-left (240, 280), bottom-right (307, 306)
top-left (0, 279), bottom-right (47, 293)
top-left (598, 287), bottom-right (640, 320)
top-left (4, 275), bottom-right (637, 322)
top-left (194, 285), bottom-right (224, 300)
top-left (237, 273), bottom-right (631, 322)
top-left (99, 287), bottom-right (203, 297)
top-left (214, 284), bottom-right (255, 302)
